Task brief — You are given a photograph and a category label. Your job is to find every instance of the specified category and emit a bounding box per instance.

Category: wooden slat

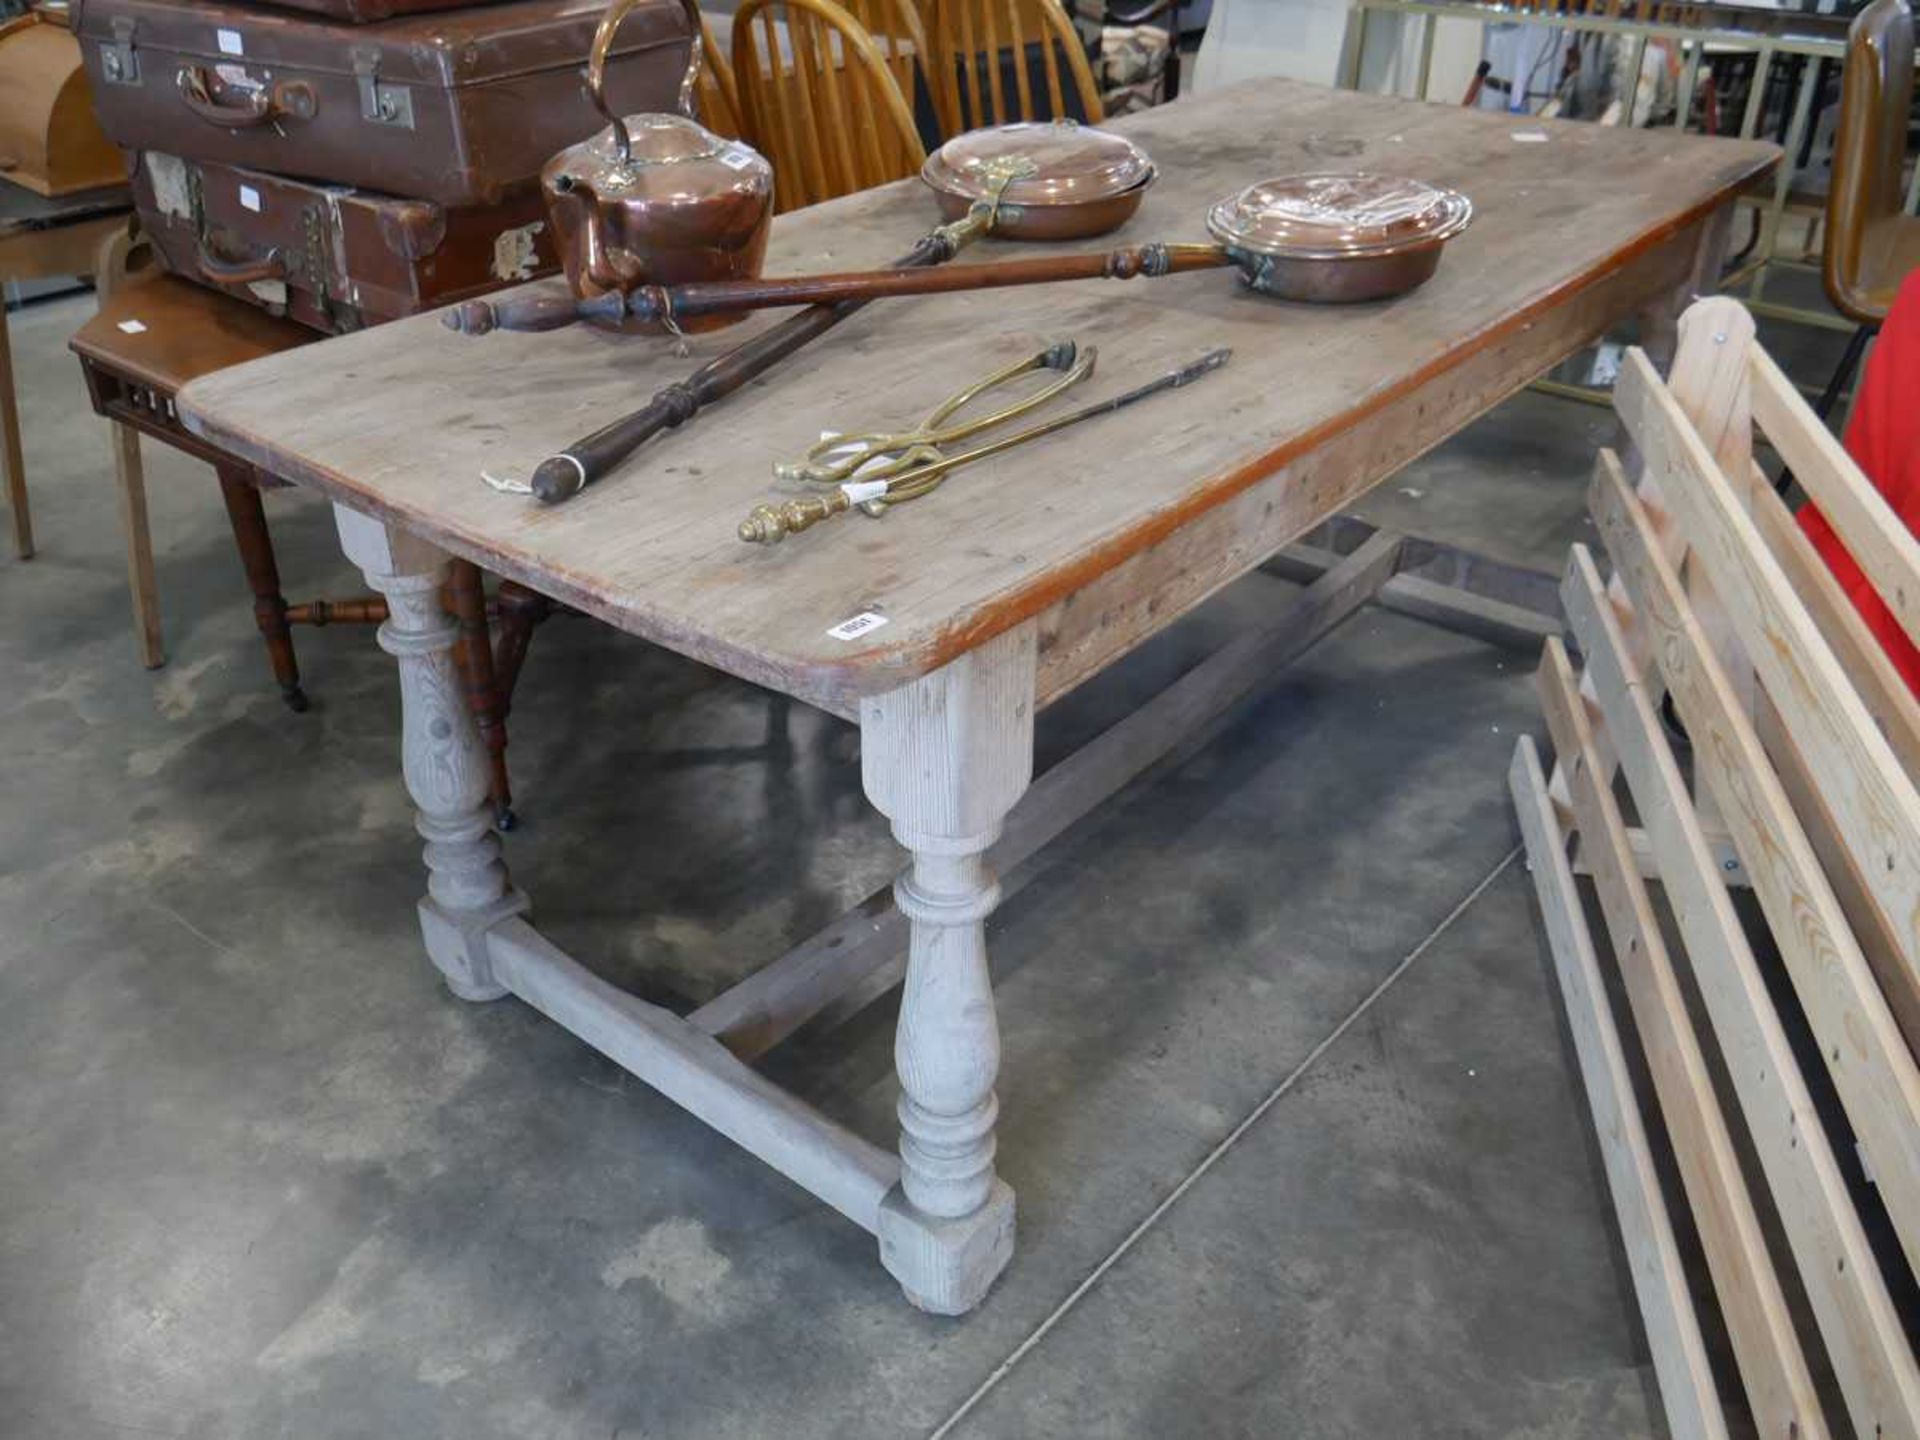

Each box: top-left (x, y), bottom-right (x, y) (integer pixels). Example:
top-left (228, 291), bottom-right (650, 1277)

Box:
top-left (812, 22), bottom-right (861, 198)
top-left (1535, 635), bottom-right (1827, 1440)
top-left (786, 12), bottom-right (833, 207)
top-left (1616, 347), bottom-right (1920, 1001)
top-left (1748, 461), bottom-right (1920, 782)
top-left (1750, 343), bottom-right (1920, 653)
top-left (982, 0), bottom-right (1007, 123)
top-left (1760, 696), bottom-right (1920, 1056)
top-left (1037, 0), bottom-right (1065, 118)
top-left (1590, 449), bottom-right (1920, 1307)
top-left (1748, 465), bottom-right (1920, 1053)
top-left (955, 0), bottom-right (981, 128)
top-left (1508, 737), bottom-right (1731, 1440)
top-left (1564, 538), bottom-right (1920, 1440)
top-left (1006, 0), bottom-right (1034, 120)
top-left (1664, 300), bottom-right (1757, 766)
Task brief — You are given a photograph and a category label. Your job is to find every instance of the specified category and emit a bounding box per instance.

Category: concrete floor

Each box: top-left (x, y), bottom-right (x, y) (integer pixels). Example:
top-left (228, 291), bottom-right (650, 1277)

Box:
top-left (0, 284), bottom-right (1844, 1439)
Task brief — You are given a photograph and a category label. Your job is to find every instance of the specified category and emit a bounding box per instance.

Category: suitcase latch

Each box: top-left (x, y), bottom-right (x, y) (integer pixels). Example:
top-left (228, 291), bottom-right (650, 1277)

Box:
top-left (352, 50), bottom-right (414, 129)
top-left (101, 17), bottom-right (141, 86)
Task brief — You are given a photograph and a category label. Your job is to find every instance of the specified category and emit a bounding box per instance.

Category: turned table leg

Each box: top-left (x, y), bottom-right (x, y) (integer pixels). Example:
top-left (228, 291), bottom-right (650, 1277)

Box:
top-left (334, 505), bottom-right (527, 999)
top-left (218, 463), bottom-right (307, 712)
top-left (859, 622), bottom-right (1036, 1314)
top-left (446, 557), bottom-right (515, 830)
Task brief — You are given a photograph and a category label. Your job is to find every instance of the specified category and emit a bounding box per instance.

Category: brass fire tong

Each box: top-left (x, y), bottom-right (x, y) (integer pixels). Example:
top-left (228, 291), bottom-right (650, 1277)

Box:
top-left (738, 343), bottom-right (1232, 544)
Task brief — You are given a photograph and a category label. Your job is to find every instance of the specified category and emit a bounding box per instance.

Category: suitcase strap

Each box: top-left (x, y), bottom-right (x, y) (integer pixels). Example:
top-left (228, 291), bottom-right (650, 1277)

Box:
top-left (177, 65), bottom-right (318, 129)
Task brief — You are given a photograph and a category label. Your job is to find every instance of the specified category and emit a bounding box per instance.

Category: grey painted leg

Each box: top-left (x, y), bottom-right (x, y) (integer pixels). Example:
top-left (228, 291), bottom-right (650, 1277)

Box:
top-left (860, 623), bottom-right (1036, 1314)
top-left (335, 505), bottom-right (527, 1000)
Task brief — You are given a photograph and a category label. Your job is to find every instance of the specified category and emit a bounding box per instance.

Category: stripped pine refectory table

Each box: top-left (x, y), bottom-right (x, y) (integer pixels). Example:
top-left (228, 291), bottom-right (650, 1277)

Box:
top-left (177, 79), bottom-right (1777, 1313)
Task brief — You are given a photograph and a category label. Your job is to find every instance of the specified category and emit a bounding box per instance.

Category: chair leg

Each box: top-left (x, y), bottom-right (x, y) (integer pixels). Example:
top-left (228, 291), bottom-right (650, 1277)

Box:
top-left (1775, 323), bottom-right (1875, 497)
top-left (490, 578), bottom-right (555, 705)
top-left (216, 463), bottom-right (307, 712)
top-left (1814, 323), bottom-right (1873, 421)
top-left (447, 558), bottom-right (515, 830)
top-left (112, 421), bottom-right (165, 668)
top-left (0, 299), bottom-right (31, 560)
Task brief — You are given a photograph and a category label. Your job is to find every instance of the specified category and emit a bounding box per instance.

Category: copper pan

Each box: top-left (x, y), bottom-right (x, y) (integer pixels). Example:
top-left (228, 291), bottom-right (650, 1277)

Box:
top-left (919, 119), bottom-right (1156, 242)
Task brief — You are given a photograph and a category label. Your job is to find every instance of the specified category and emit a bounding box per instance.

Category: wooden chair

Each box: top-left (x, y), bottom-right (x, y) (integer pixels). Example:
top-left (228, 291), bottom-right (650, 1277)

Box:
top-left (1820, 0), bottom-right (1917, 406)
top-left (732, 0), bottom-right (928, 213)
top-left (69, 274), bottom-right (524, 825)
top-left (842, 0), bottom-right (939, 130)
top-left (923, 0), bottom-right (1105, 131)
top-left (694, 10), bottom-right (746, 141)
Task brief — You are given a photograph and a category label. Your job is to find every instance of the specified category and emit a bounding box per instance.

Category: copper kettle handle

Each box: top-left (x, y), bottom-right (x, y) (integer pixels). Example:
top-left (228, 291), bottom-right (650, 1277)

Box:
top-left (586, 0), bottom-right (703, 164)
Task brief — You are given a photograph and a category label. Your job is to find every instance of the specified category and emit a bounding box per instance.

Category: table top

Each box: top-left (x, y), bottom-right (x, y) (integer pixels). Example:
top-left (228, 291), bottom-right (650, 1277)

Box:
top-left (71, 273), bottom-right (317, 397)
top-left (179, 80), bottom-right (1776, 708)
top-left (0, 178), bottom-right (129, 237)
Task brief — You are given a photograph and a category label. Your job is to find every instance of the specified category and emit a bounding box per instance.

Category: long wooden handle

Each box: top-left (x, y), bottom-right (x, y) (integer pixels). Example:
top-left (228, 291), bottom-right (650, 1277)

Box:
top-left (526, 227), bottom-right (977, 503)
top-left (627, 243), bottom-right (1231, 323)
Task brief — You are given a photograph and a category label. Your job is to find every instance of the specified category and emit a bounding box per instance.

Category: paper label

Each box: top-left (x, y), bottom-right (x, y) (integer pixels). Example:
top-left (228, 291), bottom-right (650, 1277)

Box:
top-left (216, 27), bottom-right (244, 55)
top-left (117, 319), bottom-right (148, 334)
top-left (826, 611), bottom-right (889, 641)
top-left (840, 479), bottom-right (889, 504)
top-left (239, 184), bottom-right (262, 213)
top-left (1511, 130), bottom-right (1549, 144)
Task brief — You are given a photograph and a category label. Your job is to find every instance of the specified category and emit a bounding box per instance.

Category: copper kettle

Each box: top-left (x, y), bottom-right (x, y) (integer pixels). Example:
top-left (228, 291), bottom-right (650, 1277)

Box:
top-left (543, 0), bottom-right (775, 334)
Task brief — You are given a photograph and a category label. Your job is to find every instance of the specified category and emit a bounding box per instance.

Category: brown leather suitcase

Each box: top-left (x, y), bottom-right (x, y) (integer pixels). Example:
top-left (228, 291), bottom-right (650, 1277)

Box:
top-left (130, 151), bottom-right (560, 332)
top-left (73, 0), bottom-right (692, 205)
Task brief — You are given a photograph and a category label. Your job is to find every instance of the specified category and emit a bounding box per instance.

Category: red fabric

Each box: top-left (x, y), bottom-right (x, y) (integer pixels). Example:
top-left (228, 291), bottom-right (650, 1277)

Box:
top-left (1797, 270), bottom-right (1920, 694)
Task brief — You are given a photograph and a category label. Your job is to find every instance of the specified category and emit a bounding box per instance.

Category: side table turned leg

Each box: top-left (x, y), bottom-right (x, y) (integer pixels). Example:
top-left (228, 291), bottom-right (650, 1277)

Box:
top-left (859, 622), bottom-right (1036, 1314)
top-left (0, 294), bottom-right (31, 560)
top-left (95, 222), bottom-right (164, 666)
top-left (218, 464), bottom-right (306, 711)
top-left (335, 504), bottom-right (527, 1000)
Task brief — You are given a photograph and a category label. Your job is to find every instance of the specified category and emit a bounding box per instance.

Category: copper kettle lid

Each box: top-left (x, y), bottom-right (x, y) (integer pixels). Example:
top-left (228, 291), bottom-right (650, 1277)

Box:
top-left (922, 119), bottom-right (1155, 208)
top-left (1206, 173), bottom-right (1472, 260)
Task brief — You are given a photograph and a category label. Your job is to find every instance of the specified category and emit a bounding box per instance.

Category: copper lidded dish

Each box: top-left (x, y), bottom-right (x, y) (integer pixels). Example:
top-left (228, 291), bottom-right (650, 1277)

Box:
top-left (1205, 172), bottom-right (1472, 303)
top-left (921, 119), bottom-right (1155, 241)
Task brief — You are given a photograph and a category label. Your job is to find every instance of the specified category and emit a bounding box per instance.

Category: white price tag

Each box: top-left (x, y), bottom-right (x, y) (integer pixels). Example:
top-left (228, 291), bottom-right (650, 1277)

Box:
top-left (719, 143), bottom-right (758, 172)
top-left (239, 184), bottom-right (262, 212)
top-left (117, 319), bottom-right (148, 334)
top-left (826, 611), bottom-right (889, 641)
top-left (216, 27), bottom-right (244, 54)
top-left (1511, 130), bottom-right (1549, 144)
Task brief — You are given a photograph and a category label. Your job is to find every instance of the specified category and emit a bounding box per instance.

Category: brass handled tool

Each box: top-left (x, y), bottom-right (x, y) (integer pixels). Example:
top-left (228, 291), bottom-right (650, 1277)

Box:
top-left (738, 346), bottom-right (1232, 544)
top-left (778, 339), bottom-right (1091, 491)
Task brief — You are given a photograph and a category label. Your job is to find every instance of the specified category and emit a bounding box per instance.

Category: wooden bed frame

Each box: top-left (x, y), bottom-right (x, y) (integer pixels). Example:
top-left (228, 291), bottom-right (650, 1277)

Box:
top-left (1511, 295), bottom-right (1920, 1440)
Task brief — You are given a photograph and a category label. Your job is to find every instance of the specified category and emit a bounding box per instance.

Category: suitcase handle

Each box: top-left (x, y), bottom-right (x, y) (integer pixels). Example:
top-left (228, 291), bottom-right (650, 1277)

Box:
top-left (196, 238), bottom-right (289, 288)
top-left (176, 65), bottom-right (318, 129)
top-left (587, 0), bottom-right (703, 163)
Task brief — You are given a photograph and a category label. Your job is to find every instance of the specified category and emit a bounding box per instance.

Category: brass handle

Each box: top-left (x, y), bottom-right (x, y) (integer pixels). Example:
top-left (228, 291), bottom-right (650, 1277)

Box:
top-left (587, 0), bottom-right (704, 163)
top-left (177, 66), bottom-right (316, 129)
